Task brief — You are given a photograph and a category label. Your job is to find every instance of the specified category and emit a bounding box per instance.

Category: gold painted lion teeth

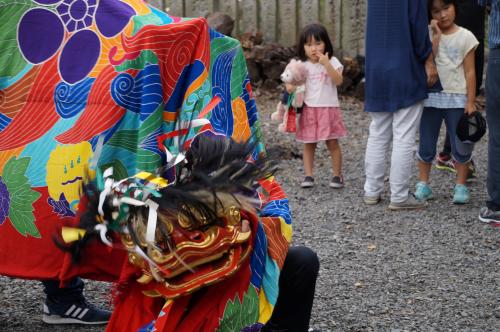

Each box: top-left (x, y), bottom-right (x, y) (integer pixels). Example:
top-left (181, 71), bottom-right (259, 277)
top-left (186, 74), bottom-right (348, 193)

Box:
top-left (136, 273), bottom-right (154, 284)
top-left (235, 230), bottom-right (251, 243)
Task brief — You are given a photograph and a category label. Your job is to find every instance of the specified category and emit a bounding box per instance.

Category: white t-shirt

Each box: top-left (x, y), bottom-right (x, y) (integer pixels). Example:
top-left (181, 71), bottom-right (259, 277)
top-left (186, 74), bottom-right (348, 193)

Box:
top-left (434, 26), bottom-right (479, 94)
top-left (304, 57), bottom-right (343, 107)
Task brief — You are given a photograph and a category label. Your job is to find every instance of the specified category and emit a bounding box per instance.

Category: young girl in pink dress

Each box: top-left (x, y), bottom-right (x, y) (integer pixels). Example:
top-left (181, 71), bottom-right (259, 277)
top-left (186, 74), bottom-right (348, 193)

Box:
top-left (296, 23), bottom-right (347, 189)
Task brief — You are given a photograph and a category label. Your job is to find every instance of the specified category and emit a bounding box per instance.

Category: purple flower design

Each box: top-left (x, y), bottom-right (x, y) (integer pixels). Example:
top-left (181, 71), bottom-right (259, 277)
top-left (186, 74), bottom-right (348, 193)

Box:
top-left (0, 178), bottom-right (10, 226)
top-left (18, 0), bottom-right (135, 84)
top-left (57, 0), bottom-right (97, 32)
top-left (48, 193), bottom-right (76, 217)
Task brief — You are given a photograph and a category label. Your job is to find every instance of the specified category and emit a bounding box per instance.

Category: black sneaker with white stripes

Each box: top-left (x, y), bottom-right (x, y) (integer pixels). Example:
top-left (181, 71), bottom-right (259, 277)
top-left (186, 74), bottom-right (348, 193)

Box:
top-left (43, 297), bottom-right (111, 325)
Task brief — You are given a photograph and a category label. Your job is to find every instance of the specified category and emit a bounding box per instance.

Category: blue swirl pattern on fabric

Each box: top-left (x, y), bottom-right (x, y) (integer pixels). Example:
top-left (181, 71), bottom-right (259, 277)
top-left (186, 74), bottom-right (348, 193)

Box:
top-left (111, 64), bottom-right (162, 121)
top-left (241, 76), bottom-right (258, 127)
top-left (250, 222), bottom-right (267, 289)
top-left (54, 77), bottom-right (95, 119)
top-left (209, 28), bottom-right (225, 42)
top-left (211, 48), bottom-right (237, 135)
top-left (260, 198), bottom-right (291, 225)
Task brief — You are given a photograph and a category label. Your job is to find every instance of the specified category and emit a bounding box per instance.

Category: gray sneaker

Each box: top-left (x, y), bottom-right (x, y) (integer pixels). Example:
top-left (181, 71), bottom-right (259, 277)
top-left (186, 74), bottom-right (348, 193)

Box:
top-left (388, 195), bottom-right (426, 211)
top-left (363, 194), bottom-right (381, 205)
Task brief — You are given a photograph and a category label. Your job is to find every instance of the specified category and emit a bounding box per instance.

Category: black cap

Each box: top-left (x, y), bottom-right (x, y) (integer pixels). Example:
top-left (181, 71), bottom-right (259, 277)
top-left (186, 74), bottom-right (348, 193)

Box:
top-left (456, 111), bottom-right (487, 143)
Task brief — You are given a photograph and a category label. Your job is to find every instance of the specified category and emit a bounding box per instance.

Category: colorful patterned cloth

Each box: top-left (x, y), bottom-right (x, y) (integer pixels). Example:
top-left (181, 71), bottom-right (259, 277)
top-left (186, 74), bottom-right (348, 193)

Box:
top-left (0, 1), bottom-right (291, 330)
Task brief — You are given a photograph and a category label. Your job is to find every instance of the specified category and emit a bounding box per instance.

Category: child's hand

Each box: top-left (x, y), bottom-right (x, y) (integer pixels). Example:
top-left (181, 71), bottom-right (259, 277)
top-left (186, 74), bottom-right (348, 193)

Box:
top-left (430, 19), bottom-right (441, 38)
top-left (285, 83), bottom-right (295, 93)
top-left (318, 52), bottom-right (330, 66)
top-left (465, 101), bottom-right (475, 115)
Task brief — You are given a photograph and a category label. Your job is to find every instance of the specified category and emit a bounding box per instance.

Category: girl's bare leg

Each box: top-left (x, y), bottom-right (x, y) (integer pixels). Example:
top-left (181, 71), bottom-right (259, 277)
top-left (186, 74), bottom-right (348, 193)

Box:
top-left (303, 143), bottom-right (317, 177)
top-left (455, 161), bottom-right (469, 185)
top-left (418, 160), bottom-right (432, 183)
top-left (326, 139), bottom-right (342, 176)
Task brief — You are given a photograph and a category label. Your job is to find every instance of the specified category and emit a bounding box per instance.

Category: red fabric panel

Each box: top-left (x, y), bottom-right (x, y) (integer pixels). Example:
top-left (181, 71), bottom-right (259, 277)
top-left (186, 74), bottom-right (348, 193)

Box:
top-left (0, 187), bottom-right (123, 282)
top-left (105, 283), bottom-right (167, 332)
top-left (173, 265), bottom-right (252, 331)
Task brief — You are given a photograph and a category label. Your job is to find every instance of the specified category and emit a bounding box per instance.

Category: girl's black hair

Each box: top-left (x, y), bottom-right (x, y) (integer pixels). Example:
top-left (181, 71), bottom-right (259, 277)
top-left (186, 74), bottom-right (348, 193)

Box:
top-left (427, 0), bottom-right (458, 23)
top-left (297, 23), bottom-right (334, 61)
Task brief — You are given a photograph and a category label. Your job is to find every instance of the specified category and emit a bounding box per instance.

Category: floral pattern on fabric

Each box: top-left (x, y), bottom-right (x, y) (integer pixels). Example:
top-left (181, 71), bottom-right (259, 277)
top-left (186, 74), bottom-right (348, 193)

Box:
top-left (18, 0), bottom-right (135, 83)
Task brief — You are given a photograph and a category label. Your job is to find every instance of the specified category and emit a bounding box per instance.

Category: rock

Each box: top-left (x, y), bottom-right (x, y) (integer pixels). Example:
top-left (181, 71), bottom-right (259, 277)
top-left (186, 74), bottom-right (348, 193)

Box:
top-left (342, 56), bottom-right (362, 82)
top-left (355, 78), bottom-right (365, 101)
top-left (245, 57), bottom-right (262, 83)
top-left (338, 56), bottom-right (365, 95)
top-left (239, 31), bottom-right (264, 49)
top-left (261, 78), bottom-right (280, 90)
top-left (259, 59), bottom-right (286, 81)
top-left (240, 38), bottom-right (297, 88)
top-left (206, 12), bottom-right (234, 36)
top-left (338, 76), bottom-right (353, 95)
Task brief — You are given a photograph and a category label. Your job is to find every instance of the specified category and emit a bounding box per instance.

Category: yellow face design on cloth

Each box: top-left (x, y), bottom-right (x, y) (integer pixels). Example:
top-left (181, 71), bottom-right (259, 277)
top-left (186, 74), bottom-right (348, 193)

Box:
top-left (46, 142), bottom-right (93, 206)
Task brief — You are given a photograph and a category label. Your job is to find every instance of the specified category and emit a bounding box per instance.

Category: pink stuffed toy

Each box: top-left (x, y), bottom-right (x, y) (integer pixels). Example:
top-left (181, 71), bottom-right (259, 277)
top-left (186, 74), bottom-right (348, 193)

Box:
top-left (271, 59), bottom-right (307, 133)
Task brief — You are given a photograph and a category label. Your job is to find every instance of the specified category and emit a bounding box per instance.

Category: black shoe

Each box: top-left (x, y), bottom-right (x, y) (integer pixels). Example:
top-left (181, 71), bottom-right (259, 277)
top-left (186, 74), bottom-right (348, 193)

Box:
top-left (329, 175), bottom-right (345, 189)
top-left (301, 176), bottom-right (314, 188)
top-left (43, 297), bottom-right (111, 325)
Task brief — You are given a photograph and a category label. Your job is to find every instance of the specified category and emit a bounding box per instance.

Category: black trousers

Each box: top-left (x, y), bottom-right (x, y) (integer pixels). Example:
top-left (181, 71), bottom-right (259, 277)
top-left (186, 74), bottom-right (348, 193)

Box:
top-left (262, 246), bottom-right (320, 332)
top-left (41, 277), bottom-right (85, 302)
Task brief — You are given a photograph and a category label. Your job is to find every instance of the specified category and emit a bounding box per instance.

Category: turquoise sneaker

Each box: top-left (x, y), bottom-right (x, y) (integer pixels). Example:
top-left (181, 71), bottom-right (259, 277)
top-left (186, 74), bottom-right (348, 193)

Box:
top-left (414, 182), bottom-right (433, 201)
top-left (453, 184), bottom-right (470, 204)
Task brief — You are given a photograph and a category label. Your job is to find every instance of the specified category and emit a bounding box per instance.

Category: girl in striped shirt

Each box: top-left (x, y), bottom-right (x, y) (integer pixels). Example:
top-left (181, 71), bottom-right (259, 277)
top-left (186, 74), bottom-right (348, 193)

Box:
top-left (414, 0), bottom-right (479, 204)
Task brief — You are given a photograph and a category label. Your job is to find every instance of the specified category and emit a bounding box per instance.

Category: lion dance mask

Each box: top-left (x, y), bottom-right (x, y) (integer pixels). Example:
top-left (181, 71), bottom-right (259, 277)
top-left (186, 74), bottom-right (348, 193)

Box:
top-left (59, 136), bottom-right (287, 331)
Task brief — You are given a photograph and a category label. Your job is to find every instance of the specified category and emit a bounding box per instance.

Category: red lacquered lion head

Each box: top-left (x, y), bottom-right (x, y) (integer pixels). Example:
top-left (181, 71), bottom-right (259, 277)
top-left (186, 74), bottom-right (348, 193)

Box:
top-left (62, 135), bottom-right (274, 299)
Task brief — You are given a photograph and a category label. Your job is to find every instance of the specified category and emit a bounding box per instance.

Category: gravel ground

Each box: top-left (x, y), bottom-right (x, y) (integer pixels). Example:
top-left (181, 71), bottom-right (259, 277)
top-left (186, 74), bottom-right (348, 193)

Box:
top-left (1, 91), bottom-right (499, 332)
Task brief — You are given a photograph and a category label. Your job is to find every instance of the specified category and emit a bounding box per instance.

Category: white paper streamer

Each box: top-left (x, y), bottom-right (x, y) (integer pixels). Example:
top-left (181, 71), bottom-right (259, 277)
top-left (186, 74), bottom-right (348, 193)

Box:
top-left (145, 199), bottom-right (159, 244)
top-left (95, 224), bottom-right (112, 247)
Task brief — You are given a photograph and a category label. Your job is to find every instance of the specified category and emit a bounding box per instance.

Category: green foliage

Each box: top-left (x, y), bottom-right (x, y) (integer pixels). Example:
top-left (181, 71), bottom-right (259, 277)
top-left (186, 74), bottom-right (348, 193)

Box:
top-left (3, 157), bottom-right (41, 237)
top-left (216, 285), bottom-right (259, 332)
top-left (0, 0), bottom-right (34, 78)
top-left (107, 130), bottom-right (139, 153)
top-left (139, 106), bottom-right (163, 141)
